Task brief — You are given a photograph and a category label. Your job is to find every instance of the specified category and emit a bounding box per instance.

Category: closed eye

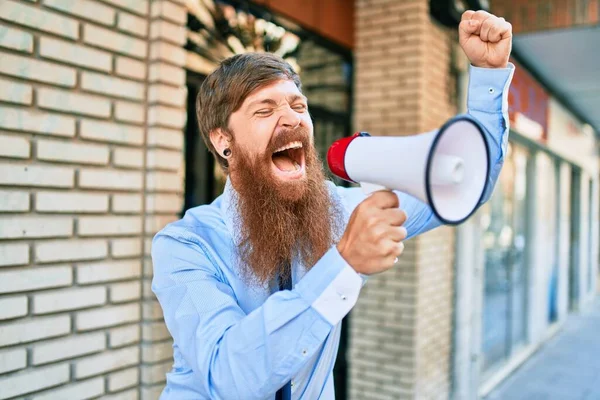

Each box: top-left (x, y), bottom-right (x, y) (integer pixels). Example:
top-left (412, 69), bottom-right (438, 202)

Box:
top-left (255, 109), bottom-right (274, 116)
top-left (292, 104), bottom-right (307, 112)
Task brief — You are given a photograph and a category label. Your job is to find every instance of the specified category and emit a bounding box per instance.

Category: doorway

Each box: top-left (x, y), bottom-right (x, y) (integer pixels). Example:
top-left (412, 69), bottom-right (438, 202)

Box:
top-left (587, 178), bottom-right (594, 295)
top-left (548, 159), bottom-right (561, 323)
top-left (182, 72), bottom-right (226, 215)
top-left (569, 168), bottom-right (581, 311)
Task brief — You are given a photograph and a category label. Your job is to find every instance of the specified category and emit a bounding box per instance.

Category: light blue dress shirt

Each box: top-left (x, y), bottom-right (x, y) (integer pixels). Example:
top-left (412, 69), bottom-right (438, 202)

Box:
top-left (151, 63), bottom-right (515, 400)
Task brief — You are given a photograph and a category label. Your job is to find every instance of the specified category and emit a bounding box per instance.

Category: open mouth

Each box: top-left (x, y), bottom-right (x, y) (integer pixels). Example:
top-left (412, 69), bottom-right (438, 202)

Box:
top-left (271, 140), bottom-right (305, 178)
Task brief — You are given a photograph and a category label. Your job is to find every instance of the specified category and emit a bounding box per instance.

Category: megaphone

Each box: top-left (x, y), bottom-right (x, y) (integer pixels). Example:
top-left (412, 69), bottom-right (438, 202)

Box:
top-left (327, 116), bottom-right (490, 225)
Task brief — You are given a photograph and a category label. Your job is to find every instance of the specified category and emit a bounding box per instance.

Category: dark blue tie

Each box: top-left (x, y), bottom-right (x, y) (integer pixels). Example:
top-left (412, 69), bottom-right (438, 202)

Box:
top-left (276, 263), bottom-right (292, 400)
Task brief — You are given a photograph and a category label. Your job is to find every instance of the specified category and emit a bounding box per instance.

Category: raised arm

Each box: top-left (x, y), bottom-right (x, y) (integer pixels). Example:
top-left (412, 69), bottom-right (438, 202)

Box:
top-left (337, 10), bottom-right (515, 239)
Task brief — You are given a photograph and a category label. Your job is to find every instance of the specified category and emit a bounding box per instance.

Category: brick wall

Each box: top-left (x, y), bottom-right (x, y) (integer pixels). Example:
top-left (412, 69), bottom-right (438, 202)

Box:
top-left (350, 0), bottom-right (457, 398)
top-left (491, 0), bottom-right (599, 34)
top-left (0, 1), bottom-right (186, 398)
top-left (141, 1), bottom-right (187, 398)
top-left (414, 16), bottom-right (457, 400)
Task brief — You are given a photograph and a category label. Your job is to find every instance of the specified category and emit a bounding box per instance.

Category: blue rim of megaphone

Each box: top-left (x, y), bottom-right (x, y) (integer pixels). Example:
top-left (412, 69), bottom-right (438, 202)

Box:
top-left (424, 115), bottom-right (490, 226)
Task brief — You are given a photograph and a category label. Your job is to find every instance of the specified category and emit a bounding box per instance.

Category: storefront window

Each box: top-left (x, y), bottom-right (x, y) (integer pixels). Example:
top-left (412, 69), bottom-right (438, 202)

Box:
top-left (536, 153), bottom-right (558, 324)
top-left (480, 142), bottom-right (530, 374)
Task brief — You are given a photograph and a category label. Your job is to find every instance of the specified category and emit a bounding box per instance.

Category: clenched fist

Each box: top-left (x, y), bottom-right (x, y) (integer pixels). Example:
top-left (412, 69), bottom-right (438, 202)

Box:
top-left (459, 10), bottom-right (512, 69)
top-left (337, 191), bottom-right (407, 275)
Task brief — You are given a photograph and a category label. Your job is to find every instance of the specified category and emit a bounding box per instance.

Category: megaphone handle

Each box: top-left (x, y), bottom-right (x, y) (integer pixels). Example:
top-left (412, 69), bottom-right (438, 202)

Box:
top-left (360, 182), bottom-right (388, 195)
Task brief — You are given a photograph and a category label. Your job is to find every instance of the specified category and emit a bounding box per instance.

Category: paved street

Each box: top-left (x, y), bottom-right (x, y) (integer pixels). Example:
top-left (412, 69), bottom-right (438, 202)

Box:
top-left (484, 296), bottom-right (600, 400)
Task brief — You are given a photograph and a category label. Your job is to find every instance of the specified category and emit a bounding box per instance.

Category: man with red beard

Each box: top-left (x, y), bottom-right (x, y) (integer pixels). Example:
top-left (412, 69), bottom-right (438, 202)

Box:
top-left (151, 10), bottom-right (514, 400)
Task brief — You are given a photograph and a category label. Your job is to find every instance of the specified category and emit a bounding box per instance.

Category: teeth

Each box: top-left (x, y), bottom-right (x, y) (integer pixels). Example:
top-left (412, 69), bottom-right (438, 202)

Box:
top-left (274, 141), bottom-right (302, 153)
top-left (293, 160), bottom-right (300, 169)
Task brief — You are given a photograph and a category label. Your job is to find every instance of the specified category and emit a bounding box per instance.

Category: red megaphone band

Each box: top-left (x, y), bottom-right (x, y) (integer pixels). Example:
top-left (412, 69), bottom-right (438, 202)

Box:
top-left (327, 132), bottom-right (370, 183)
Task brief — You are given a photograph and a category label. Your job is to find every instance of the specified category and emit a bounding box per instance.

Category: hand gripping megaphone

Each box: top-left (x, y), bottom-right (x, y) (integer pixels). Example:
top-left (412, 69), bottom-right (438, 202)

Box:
top-left (327, 116), bottom-right (490, 225)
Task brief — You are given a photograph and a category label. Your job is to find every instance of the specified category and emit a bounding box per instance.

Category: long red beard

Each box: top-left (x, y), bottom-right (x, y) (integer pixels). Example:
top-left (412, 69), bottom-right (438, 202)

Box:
top-left (228, 127), bottom-right (344, 286)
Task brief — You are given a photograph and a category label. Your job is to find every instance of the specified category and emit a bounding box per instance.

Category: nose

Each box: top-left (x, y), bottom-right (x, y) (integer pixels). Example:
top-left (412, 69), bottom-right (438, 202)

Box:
top-left (279, 106), bottom-right (301, 129)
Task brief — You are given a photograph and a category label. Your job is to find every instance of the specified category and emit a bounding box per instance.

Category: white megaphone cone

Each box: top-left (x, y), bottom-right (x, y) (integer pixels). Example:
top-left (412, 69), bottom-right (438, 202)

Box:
top-left (327, 116), bottom-right (490, 225)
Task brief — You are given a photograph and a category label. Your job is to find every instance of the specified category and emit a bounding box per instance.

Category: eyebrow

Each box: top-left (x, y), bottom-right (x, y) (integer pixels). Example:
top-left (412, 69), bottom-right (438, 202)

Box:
top-left (246, 95), bottom-right (307, 110)
top-left (287, 94), bottom-right (307, 104)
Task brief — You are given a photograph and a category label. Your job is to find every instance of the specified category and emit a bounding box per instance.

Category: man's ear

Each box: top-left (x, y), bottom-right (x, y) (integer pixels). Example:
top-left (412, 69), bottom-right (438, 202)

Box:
top-left (209, 128), bottom-right (231, 157)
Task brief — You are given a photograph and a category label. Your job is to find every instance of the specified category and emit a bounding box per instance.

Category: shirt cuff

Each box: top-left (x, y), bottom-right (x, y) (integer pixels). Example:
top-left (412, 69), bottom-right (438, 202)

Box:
top-left (294, 245), bottom-right (362, 326)
top-left (467, 62), bottom-right (515, 114)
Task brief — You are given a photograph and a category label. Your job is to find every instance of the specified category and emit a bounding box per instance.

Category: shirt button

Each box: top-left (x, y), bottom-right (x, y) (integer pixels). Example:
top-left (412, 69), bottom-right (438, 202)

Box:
top-left (340, 294), bottom-right (347, 301)
top-left (488, 87), bottom-right (495, 94)
top-left (291, 381), bottom-right (295, 388)
top-left (302, 349), bottom-right (307, 356)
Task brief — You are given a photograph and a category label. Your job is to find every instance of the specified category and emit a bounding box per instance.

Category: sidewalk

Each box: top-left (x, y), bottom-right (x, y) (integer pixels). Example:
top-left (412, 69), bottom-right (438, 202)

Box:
top-left (484, 296), bottom-right (600, 400)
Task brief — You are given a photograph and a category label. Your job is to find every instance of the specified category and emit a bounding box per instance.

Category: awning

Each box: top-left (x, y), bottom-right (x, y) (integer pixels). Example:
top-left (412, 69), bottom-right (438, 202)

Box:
top-left (512, 25), bottom-right (600, 136)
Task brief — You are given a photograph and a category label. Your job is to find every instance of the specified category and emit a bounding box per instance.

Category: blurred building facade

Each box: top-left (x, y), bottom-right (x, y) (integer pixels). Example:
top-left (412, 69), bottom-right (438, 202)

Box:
top-left (0, 0), bottom-right (598, 399)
